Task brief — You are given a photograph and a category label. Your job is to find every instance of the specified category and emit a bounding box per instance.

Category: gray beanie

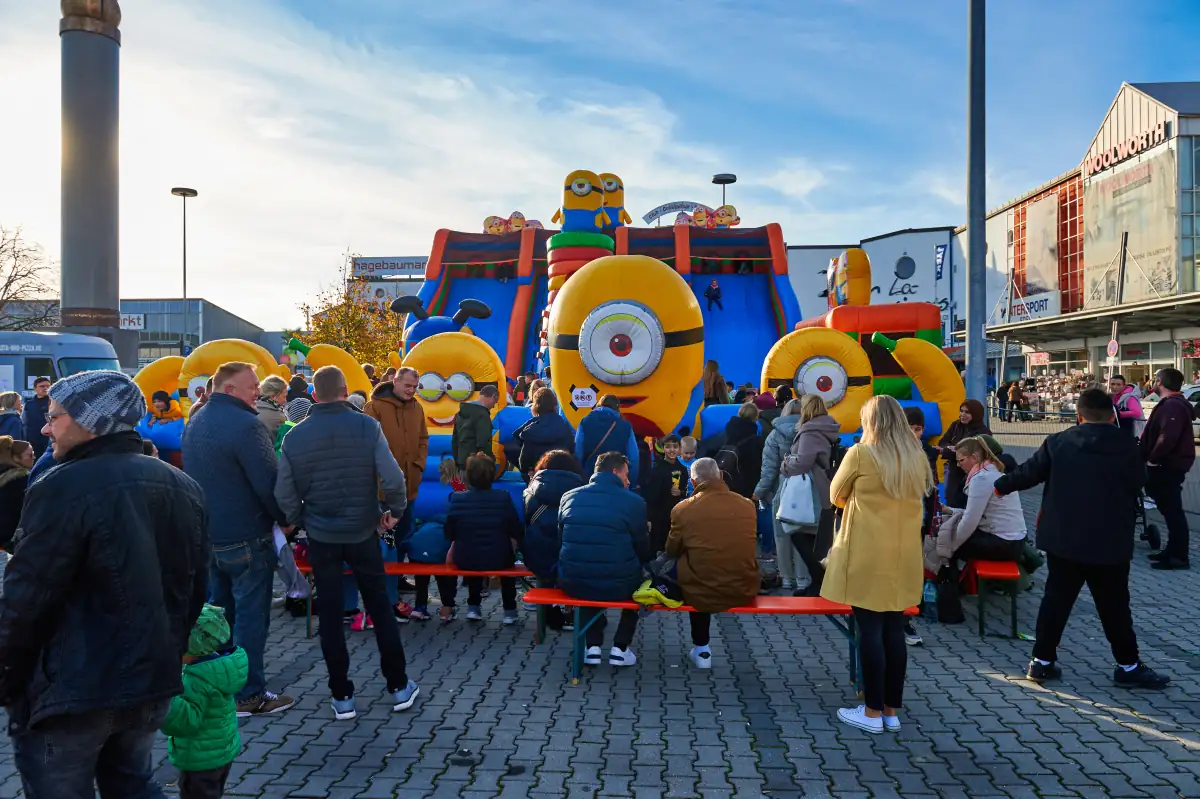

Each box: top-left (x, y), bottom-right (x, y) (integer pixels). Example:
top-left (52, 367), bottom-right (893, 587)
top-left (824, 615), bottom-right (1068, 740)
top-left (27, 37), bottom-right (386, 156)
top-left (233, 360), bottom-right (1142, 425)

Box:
top-left (49, 370), bottom-right (146, 436)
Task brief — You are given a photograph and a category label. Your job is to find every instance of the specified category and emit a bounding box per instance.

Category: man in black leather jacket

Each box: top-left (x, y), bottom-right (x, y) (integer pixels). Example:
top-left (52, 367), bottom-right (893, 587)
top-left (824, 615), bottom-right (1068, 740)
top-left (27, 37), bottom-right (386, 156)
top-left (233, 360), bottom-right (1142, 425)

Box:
top-left (0, 370), bottom-right (209, 798)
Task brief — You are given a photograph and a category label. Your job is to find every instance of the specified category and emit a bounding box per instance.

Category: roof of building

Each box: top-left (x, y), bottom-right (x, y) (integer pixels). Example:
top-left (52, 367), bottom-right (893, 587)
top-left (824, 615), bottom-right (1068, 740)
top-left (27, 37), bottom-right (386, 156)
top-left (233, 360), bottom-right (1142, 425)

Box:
top-left (1129, 81), bottom-right (1200, 115)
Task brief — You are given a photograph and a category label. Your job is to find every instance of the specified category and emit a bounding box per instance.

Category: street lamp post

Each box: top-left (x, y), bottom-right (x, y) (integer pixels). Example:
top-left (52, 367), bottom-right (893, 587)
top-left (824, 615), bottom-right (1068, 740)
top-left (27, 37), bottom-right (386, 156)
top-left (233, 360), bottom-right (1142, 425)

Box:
top-left (965, 0), bottom-right (988, 408)
top-left (171, 187), bottom-right (198, 355)
top-left (712, 173), bottom-right (737, 206)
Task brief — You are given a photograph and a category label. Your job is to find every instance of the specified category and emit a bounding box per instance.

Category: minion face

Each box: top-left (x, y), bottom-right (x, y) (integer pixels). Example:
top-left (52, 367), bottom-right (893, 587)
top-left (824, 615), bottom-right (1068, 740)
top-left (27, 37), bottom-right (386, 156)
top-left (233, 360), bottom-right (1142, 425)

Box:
top-left (507, 211), bottom-right (525, 232)
top-left (691, 207), bottom-right (709, 228)
top-left (177, 338), bottom-right (279, 415)
top-left (402, 331), bottom-right (507, 430)
top-left (525, 219), bottom-right (544, 230)
top-left (715, 205), bottom-right (740, 228)
top-left (599, 173), bottom-right (625, 207)
top-left (562, 170), bottom-right (605, 212)
top-left (761, 328), bottom-right (873, 432)
top-left (548, 254), bottom-right (703, 438)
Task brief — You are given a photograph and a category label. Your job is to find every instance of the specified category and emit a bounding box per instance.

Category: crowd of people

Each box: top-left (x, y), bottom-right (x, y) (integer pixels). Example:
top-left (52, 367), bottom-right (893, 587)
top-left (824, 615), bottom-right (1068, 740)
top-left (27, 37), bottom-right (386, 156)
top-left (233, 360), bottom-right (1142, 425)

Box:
top-left (0, 355), bottom-right (1193, 796)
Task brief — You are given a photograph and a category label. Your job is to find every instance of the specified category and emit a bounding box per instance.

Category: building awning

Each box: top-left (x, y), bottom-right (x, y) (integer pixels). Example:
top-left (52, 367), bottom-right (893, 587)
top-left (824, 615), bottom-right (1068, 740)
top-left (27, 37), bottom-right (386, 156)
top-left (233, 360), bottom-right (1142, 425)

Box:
top-left (982, 293), bottom-right (1200, 346)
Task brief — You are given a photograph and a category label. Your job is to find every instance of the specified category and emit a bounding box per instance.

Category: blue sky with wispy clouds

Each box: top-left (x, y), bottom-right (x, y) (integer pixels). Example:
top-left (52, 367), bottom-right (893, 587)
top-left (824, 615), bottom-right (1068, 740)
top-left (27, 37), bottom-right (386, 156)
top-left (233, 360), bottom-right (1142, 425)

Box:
top-left (1, 0), bottom-right (1197, 327)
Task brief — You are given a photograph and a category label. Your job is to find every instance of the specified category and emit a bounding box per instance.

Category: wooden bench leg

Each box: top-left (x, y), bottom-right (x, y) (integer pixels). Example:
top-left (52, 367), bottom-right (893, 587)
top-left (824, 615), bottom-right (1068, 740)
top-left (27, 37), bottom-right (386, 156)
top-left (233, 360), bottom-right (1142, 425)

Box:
top-left (978, 580), bottom-right (987, 639)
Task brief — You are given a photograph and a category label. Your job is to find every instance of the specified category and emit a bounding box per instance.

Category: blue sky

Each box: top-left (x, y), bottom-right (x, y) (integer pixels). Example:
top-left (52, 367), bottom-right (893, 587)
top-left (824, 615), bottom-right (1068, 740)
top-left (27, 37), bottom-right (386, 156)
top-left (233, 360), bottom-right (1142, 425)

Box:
top-left (1, 0), bottom-right (1197, 327)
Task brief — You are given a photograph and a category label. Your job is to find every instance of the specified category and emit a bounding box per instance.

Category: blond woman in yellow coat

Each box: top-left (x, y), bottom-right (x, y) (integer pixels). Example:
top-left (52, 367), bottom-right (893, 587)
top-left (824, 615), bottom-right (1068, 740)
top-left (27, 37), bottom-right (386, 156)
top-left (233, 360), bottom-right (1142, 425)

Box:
top-left (821, 395), bottom-right (934, 734)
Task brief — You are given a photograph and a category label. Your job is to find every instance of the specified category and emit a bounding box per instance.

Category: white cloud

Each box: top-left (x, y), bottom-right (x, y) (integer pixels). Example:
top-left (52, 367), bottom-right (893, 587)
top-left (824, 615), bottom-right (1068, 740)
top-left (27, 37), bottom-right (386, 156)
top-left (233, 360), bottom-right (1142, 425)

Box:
top-left (0, 0), bottom-right (965, 329)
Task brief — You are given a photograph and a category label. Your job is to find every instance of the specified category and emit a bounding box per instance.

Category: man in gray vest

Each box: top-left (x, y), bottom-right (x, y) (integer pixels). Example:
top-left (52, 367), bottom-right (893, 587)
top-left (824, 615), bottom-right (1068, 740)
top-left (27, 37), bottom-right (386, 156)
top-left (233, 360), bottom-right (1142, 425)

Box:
top-left (275, 366), bottom-right (418, 720)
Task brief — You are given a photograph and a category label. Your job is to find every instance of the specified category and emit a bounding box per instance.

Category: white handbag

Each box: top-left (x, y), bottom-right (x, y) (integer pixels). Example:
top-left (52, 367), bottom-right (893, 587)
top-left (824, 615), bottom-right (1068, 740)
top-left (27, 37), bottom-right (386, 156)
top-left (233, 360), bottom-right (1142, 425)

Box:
top-left (776, 472), bottom-right (818, 526)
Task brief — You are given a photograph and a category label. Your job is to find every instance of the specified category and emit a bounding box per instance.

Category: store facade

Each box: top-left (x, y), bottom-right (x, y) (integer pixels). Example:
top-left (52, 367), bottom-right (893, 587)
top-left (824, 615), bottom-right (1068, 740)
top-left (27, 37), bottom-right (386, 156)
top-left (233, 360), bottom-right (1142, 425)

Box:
top-left (979, 82), bottom-right (1200, 389)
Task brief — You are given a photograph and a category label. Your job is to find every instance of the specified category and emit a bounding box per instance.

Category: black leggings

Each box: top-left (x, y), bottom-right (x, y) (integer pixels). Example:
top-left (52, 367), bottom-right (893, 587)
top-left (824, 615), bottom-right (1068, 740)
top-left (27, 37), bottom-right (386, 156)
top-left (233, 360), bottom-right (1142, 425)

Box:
top-left (690, 612), bottom-right (710, 646)
top-left (791, 508), bottom-right (835, 596)
top-left (414, 575), bottom-right (457, 609)
top-left (854, 607), bottom-right (907, 712)
top-left (466, 576), bottom-right (517, 611)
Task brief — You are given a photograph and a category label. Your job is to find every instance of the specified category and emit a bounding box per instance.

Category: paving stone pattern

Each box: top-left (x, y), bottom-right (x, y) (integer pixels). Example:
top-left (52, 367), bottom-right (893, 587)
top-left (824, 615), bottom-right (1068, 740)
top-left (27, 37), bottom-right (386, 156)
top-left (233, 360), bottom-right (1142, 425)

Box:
top-left (1, 489), bottom-right (1198, 798)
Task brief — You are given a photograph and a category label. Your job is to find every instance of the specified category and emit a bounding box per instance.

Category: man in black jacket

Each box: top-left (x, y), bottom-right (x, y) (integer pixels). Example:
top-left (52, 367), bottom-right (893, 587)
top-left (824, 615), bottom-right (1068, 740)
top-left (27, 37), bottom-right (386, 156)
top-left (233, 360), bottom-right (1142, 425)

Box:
top-left (994, 388), bottom-right (1169, 689)
top-left (1141, 368), bottom-right (1195, 570)
top-left (0, 370), bottom-right (209, 798)
top-left (275, 366), bottom-right (417, 721)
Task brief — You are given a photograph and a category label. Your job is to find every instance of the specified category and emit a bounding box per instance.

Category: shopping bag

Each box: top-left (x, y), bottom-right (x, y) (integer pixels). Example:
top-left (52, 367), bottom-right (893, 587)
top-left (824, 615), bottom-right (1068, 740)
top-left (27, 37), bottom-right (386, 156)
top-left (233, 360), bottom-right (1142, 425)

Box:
top-left (776, 473), bottom-right (818, 526)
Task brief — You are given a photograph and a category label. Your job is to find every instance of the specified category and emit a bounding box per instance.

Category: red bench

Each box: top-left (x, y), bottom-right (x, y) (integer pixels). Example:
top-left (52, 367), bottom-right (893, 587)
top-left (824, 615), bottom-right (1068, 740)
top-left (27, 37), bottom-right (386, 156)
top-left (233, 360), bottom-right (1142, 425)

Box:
top-left (961, 559), bottom-right (1021, 639)
top-left (522, 587), bottom-right (916, 685)
top-left (293, 555), bottom-right (532, 638)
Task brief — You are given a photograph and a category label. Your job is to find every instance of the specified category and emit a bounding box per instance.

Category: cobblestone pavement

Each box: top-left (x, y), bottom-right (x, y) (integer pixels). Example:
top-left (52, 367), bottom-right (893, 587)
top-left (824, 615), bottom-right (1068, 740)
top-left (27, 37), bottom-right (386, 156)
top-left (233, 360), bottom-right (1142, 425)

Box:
top-left (2, 489), bottom-right (1199, 798)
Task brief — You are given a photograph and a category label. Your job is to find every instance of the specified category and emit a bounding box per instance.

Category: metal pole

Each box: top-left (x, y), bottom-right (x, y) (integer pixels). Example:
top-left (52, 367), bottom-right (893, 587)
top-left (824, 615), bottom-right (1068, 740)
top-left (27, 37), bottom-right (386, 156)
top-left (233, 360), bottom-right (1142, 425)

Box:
top-left (999, 258), bottom-right (1015, 398)
top-left (965, 0), bottom-right (988, 409)
top-left (1107, 231), bottom-right (1129, 380)
top-left (181, 196), bottom-right (188, 356)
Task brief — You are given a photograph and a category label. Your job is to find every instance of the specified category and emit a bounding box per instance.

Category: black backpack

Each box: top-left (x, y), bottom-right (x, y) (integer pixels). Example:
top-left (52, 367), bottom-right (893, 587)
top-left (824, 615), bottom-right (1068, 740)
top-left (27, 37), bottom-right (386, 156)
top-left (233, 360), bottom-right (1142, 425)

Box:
top-left (716, 434), bottom-right (755, 490)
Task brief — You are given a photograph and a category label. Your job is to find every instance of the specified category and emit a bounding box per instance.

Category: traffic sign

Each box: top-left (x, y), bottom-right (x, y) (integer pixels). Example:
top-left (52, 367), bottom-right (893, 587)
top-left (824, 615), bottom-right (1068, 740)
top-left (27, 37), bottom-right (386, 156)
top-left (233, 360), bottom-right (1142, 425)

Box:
top-left (1106, 339), bottom-right (1119, 358)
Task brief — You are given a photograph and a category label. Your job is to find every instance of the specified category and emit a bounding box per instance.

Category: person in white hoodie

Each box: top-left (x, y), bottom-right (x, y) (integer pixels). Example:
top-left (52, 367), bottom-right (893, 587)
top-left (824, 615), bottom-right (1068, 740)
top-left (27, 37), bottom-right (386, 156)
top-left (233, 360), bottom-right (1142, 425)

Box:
top-left (947, 436), bottom-right (1027, 562)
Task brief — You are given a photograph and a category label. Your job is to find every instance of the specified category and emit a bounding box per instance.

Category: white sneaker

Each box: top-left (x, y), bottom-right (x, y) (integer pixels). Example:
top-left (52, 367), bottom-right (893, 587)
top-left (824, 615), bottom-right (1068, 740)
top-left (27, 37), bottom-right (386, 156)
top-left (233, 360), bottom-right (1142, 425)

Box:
top-left (689, 646), bottom-right (712, 669)
top-left (609, 646), bottom-right (637, 667)
top-left (882, 715), bottom-right (901, 732)
top-left (837, 705), bottom-right (883, 734)
top-left (780, 578), bottom-right (794, 590)
top-left (583, 646), bottom-right (603, 666)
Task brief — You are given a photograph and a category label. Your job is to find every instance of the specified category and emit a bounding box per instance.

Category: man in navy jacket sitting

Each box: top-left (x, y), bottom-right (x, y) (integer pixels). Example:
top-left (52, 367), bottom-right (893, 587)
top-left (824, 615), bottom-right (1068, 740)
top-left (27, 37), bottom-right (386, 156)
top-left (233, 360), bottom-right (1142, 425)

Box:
top-left (557, 451), bottom-right (650, 667)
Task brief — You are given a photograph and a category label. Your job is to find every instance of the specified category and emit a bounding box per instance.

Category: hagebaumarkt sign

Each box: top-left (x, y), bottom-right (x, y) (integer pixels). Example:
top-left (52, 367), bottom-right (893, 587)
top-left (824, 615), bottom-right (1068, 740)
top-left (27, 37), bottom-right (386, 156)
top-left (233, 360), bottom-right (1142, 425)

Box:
top-left (1083, 121), bottom-right (1168, 177)
top-left (350, 257), bottom-right (427, 279)
top-left (642, 201), bottom-right (713, 225)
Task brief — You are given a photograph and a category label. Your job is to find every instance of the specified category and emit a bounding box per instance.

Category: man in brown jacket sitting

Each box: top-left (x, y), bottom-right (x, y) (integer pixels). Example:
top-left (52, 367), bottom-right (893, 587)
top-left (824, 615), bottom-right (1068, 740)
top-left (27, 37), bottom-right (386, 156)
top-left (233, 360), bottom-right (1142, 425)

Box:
top-left (665, 457), bottom-right (760, 669)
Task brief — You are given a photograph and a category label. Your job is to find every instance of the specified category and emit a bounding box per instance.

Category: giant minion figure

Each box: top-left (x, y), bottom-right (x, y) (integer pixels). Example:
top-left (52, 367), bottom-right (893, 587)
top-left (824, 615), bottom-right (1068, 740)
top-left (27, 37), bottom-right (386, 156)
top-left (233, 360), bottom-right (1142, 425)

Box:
top-left (402, 331), bottom-right (508, 432)
top-left (548, 254), bottom-right (704, 438)
top-left (599, 172), bottom-right (632, 228)
top-left (551, 170), bottom-right (611, 233)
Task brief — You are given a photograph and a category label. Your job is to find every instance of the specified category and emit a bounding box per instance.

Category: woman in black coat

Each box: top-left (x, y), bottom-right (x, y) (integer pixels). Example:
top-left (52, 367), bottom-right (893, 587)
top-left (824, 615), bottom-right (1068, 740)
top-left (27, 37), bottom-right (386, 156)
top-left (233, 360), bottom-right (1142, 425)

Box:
top-left (938, 398), bottom-right (991, 508)
top-left (513, 388), bottom-right (575, 479)
top-left (522, 449), bottom-right (584, 631)
top-left (721, 403), bottom-right (764, 498)
top-left (445, 454), bottom-right (525, 623)
top-left (0, 437), bottom-right (34, 550)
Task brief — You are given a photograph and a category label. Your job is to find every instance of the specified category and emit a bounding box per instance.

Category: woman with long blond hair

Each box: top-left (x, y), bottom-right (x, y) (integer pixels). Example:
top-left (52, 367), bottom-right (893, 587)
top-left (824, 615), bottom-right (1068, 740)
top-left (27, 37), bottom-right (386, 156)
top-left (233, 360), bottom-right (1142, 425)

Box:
top-left (822, 395), bottom-right (934, 734)
top-left (701, 360), bottom-right (727, 407)
top-left (947, 436), bottom-right (1026, 561)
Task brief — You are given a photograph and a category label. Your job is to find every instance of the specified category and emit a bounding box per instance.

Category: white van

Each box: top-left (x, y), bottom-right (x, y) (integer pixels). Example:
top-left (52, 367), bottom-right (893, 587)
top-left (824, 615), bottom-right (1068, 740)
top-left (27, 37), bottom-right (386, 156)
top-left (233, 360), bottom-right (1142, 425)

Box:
top-left (0, 331), bottom-right (122, 397)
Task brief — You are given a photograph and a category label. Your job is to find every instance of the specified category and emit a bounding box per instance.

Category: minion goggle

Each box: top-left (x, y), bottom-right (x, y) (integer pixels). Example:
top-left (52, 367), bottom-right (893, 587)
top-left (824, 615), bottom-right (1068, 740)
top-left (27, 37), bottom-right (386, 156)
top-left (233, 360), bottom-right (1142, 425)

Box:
top-left (415, 371), bottom-right (497, 403)
top-left (548, 300), bottom-right (703, 386)
top-left (567, 178), bottom-right (601, 197)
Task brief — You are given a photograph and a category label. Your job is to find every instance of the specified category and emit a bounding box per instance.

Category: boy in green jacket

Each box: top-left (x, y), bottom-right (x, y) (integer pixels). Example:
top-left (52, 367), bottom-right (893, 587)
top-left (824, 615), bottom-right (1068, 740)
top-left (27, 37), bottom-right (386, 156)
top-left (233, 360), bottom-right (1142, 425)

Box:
top-left (162, 604), bottom-right (248, 799)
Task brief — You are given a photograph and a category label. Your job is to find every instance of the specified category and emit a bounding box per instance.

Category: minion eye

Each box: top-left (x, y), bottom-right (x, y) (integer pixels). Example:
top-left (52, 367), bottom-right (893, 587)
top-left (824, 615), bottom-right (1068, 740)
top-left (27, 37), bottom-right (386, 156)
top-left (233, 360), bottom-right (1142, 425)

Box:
top-left (794, 357), bottom-right (849, 406)
top-left (602, 178), bottom-right (619, 192)
top-left (571, 179), bottom-right (591, 197)
top-left (187, 375), bottom-right (210, 400)
top-left (579, 301), bottom-right (665, 385)
top-left (416, 372), bottom-right (445, 402)
top-left (444, 372), bottom-right (473, 403)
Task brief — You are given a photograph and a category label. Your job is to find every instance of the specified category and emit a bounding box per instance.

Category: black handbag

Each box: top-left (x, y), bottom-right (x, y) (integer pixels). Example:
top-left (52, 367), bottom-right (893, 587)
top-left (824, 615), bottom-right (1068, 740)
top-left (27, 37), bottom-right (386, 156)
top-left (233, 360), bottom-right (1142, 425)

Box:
top-left (936, 565), bottom-right (966, 624)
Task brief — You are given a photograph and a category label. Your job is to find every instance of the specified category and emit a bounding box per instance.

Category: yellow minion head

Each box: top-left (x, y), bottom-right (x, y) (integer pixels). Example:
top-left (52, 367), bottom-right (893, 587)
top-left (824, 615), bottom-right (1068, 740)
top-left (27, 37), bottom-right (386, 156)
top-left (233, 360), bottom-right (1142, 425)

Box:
top-left (831, 248), bottom-right (873, 307)
top-left (507, 211), bottom-right (526, 232)
top-left (715, 204), bottom-right (740, 228)
top-left (691, 207), bottom-right (710, 228)
top-left (177, 339), bottom-right (280, 415)
top-left (484, 215), bottom-right (509, 235)
top-left (599, 173), bottom-right (625, 209)
top-left (548, 254), bottom-right (703, 438)
top-left (402, 331), bottom-right (507, 432)
top-left (760, 328), bottom-right (873, 432)
top-left (562, 170), bottom-right (605, 212)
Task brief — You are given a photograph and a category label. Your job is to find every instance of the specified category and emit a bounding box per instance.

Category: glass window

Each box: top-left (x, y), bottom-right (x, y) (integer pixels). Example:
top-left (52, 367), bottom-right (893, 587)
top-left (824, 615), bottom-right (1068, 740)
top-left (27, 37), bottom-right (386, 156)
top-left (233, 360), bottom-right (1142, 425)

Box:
top-left (1184, 193), bottom-right (1195, 213)
top-left (57, 357), bottom-right (122, 376)
top-left (1182, 140), bottom-right (1194, 190)
top-left (23, 357), bottom-right (55, 385)
top-left (1185, 216), bottom-right (1195, 237)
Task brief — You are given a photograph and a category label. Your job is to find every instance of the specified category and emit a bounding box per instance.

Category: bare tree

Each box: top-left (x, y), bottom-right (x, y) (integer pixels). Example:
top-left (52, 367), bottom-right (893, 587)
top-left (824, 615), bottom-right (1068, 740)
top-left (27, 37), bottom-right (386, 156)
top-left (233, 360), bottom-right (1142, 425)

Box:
top-left (0, 227), bottom-right (59, 330)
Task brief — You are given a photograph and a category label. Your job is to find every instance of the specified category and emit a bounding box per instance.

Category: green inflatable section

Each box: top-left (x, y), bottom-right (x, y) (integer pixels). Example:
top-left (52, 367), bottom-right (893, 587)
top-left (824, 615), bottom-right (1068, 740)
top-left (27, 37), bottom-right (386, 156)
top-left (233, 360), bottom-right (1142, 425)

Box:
top-left (546, 231), bottom-right (615, 252)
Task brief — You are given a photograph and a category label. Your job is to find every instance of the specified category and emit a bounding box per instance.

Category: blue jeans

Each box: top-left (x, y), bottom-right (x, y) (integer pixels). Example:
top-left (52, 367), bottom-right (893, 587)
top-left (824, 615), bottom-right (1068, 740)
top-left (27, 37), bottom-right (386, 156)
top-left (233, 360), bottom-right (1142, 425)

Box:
top-left (12, 699), bottom-right (170, 799)
top-left (209, 537), bottom-right (276, 700)
top-left (344, 504), bottom-right (413, 611)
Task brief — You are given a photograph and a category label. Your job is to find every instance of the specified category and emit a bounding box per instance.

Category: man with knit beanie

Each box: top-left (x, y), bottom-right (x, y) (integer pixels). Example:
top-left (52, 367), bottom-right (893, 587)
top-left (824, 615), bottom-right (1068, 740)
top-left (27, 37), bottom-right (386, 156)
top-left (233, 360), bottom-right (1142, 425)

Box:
top-left (162, 604), bottom-right (248, 799)
top-left (0, 370), bottom-right (210, 798)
